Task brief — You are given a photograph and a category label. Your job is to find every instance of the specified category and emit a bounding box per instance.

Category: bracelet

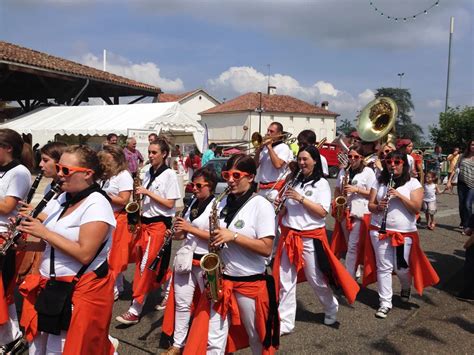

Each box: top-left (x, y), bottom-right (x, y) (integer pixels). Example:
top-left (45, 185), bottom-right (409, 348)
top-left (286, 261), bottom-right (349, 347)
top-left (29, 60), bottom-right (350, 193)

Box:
top-left (233, 233), bottom-right (239, 242)
top-left (299, 196), bottom-right (305, 204)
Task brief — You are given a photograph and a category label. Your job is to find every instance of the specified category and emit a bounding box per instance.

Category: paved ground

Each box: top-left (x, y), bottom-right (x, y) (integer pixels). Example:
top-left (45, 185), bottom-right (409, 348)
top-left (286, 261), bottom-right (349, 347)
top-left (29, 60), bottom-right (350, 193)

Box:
top-left (29, 178), bottom-right (473, 354)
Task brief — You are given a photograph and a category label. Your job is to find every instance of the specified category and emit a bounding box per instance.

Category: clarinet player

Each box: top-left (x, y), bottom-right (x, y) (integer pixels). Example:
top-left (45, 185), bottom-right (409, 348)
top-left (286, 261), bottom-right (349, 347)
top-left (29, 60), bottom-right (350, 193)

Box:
top-left (366, 151), bottom-right (439, 319)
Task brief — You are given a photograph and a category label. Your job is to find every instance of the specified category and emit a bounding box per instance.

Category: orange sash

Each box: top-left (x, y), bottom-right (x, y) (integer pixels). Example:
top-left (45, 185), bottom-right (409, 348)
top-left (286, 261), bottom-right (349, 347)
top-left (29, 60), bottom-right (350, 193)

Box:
top-left (362, 226), bottom-right (440, 295)
top-left (259, 179), bottom-right (285, 192)
top-left (132, 222), bottom-right (169, 304)
top-left (273, 226), bottom-right (360, 304)
top-left (0, 276), bottom-right (8, 325)
top-left (108, 211), bottom-right (133, 277)
top-left (183, 278), bottom-right (277, 355)
top-left (0, 251), bottom-right (24, 325)
top-left (19, 270), bottom-right (114, 354)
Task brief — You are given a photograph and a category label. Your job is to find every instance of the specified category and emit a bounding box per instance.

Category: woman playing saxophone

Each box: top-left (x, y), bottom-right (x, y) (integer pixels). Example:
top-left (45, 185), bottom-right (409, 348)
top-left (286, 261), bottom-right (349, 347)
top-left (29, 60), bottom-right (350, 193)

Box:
top-left (183, 154), bottom-right (279, 355)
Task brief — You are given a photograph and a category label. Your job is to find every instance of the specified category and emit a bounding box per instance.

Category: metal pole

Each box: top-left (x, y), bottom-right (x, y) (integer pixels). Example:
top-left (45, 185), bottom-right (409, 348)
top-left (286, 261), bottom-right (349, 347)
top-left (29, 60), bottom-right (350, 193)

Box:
top-left (258, 92), bottom-right (262, 134)
top-left (445, 17), bottom-right (454, 113)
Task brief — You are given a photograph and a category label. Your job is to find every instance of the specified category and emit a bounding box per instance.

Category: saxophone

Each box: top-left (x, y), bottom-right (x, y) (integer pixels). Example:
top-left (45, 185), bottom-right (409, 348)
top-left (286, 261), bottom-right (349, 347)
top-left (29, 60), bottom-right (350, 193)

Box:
top-left (200, 187), bottom-right (230, 302)
top-left (125, 175), bottom-right (142, 234)
top-left (334, 165), bottom-right (350, 222)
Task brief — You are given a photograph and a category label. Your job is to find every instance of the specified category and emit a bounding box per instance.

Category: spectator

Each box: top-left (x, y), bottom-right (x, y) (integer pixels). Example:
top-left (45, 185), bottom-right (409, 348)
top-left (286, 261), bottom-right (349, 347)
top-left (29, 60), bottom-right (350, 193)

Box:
top-left (148, 133), bottom-right (158, 143)
top-left (411, 149), bottom-right (424, 183)
top-left (184, 151), bottom-right (201, 180)
top-left (201, 143), bottom-right (217, 165)
top-left (123, 137), bottom-right (144, 178)
top-left (446, 147), bottom-right (461, 193)
top-left (457, 213), bottom-right (474, 302)
top-left (397, 139), bottom-right (416, 177)
top-left (106, 133), bottom-right (118, 145)
top-left (432, 145), bottom-right (444, 181)
top-left (171, 144), bottom-right (182, 158)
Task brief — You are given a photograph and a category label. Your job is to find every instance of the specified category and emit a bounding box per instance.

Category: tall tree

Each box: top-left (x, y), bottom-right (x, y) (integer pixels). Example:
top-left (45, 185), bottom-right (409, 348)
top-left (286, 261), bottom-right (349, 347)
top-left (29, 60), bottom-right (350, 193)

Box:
top-left (337, 118), bottom-right (355, 136)
top-left (430, 106), bottom-right (474, 152)
top-left (375, 88), bottom-right (423, 144)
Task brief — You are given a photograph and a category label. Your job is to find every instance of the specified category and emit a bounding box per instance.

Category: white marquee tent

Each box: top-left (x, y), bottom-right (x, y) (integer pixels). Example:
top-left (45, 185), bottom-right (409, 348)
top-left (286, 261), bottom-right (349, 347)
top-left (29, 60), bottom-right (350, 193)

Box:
top-left (0, 102), bottom-right (205, 151)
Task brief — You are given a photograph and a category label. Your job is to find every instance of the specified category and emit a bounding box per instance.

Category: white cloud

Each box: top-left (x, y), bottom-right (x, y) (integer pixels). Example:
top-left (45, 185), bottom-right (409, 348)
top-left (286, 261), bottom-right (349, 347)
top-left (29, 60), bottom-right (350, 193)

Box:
top-left (427, 99), bottom-right (443, 109)
top-left (77, 52), bottom-right (184, 92)
top-left (207, 66), bottom-right (372, 119)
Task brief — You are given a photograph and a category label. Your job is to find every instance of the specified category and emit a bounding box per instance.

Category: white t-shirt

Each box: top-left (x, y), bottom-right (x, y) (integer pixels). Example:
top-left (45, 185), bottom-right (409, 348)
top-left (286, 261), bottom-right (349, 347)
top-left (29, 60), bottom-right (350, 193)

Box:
top-left (39, 192), bottom-right (116, 277)
top-left (320, 154), bottom-right (329, 176)
top-left (336, 167), bottom-right (376, 216)
top-left (370, 178), bottom-right (422, 232)
top-left (256, 143), bottom-right (293, 183)
top-left (183, 197), bottom-right (214, 255)
top-left (101, 170), bottom-right (134, 212)
top-left (0, 164), bottom-right (31, 232)
top-left (407, 154), bottom-right (415, 172)
top-left (142, 168), bottom-right (181, 218)
top-left (423, 183), bottom-right (436, 202)
top-left (282, 178), bottom-right (331, 230)
top-left (217, 195), bottom-right (275, 277)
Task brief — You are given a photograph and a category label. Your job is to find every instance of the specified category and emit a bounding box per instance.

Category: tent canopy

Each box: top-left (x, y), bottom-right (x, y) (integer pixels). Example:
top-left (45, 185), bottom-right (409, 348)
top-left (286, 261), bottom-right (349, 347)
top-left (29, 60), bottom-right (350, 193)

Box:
top-left (0, 102), bottom-right (205, 150)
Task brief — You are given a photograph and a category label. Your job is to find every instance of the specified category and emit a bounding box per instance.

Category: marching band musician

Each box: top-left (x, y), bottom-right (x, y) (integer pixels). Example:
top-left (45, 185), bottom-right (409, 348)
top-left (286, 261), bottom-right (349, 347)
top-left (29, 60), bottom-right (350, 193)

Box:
top-left (184, 154), bottom-right (279, 354)
top-left (374, 142), bottom-right (396, 177)
top-left (98, 145), bottom-right (133, 301)
top-left (17, 145), bottom-right (117, 354)
top-left (161, 167), bottom-right (217, 355)
top-left (254, 122), bottom-right (293, 196)
top-left (331, 147), bottom-right (376, 279)
top-left (116, 138), bottom-right (181, 325)
top-left (297, 130), bottom-right (329, 176)
top-left (273, 146), bottom-right (359, 334)
top-left (365, 151), bottom-right (439, 319)
top-left (0, 129), bottom-right (32, 353)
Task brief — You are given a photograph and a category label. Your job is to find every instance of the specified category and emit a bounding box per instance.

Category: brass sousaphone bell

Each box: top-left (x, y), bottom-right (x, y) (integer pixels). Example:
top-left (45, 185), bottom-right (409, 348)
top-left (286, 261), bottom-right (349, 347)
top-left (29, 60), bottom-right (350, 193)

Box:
top-left (357, 97), bottom-right (398, 144)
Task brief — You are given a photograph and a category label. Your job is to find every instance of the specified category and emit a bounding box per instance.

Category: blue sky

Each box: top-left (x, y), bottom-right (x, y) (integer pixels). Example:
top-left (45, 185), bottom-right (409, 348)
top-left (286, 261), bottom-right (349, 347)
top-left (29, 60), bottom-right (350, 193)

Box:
top-left (1, 0), bottom-right (472, 138)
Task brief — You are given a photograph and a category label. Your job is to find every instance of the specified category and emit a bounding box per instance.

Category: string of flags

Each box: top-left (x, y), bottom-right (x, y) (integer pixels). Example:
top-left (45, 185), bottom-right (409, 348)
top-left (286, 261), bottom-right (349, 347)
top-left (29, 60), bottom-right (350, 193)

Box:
top-left (369, 1), bottom-right (440, 22)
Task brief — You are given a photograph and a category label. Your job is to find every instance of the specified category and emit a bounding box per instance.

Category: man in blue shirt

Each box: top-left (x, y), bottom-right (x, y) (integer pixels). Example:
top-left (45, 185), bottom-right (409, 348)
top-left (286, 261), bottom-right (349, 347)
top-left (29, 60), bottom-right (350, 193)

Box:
top-left (202, 143), bottom-right (217, 165)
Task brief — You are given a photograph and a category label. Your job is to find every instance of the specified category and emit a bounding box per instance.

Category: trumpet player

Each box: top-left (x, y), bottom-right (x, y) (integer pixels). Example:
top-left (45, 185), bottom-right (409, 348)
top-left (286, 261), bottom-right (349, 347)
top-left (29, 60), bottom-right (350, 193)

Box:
top-left (98, 145), bottom-right (133, 301)
top-left (161, 167), bottom-right (217, 355)
top-left (116, 138), bottom-right (181, 325)
top-left (297, 130), bottom-right (329, 177)
top-left (184, 154), bottom-right (279, 354)
top-left (366, 151), bottom-right (439, 319)
top-left (0, 129), bottom-right (32, 353)
top-left (273, 146), bottom-right (359, 334)
top-left (331, 147), bottom-right (376, 279)
top-left (255, 122), bottom-right (293, 196)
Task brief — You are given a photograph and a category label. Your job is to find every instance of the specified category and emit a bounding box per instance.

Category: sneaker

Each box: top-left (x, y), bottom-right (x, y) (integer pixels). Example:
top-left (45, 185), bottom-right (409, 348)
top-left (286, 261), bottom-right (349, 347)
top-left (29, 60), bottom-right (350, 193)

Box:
top-left (456, 292), bottom-right (474, 303)
top-left (375, 306), bottom-right (391, 319)
top-left (161, 346), bottom-right (182, 355)
top-left (155, 297), bottom-right (168, 311)
top-left (401, 289), bottom-right (411, 303)
top-left (109, 335), bottom-right (120, 351)
top-left (113, 288), bottom-right (119, 301)
top-left (324, 314), bottom-right (337, 325)
top-left (116, 311), bottom-right (139, 325)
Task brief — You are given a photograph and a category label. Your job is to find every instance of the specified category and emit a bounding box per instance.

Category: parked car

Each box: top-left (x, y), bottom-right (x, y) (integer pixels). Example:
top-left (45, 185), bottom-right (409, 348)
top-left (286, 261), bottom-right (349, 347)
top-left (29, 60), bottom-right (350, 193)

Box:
top-left (318, 142), bottom-right (342, 178)
top-left (184, 157), bottom-right (229, 204)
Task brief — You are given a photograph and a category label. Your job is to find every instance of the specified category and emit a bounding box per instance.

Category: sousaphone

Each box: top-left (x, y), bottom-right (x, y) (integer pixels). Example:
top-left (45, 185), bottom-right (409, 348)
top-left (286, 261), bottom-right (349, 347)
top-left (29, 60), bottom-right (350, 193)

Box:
top-left (357, 97), bottom-right (398, 144)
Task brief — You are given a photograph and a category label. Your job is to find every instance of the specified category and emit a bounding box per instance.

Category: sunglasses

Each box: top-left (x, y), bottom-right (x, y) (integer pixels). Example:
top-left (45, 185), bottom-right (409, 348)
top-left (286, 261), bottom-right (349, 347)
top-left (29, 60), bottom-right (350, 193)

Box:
top-left (189, 182), bottom-right (209, 189)
top-left (55, 163), bottom-right (93, 177)
top-left (383, 149), bottom-right (392, 154)
top-left (385, 159), bottom-right (404, 166)
top-left (348, 155), bottom-right (361, 160)
top-left (221, 170), bottom-right (250, 181)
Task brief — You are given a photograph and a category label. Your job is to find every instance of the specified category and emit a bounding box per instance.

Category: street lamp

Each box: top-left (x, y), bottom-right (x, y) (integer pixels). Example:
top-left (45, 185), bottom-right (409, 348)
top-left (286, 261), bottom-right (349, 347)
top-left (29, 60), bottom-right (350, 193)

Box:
top-left (254, 92), bottom-right (265, 134)
top-left (397, 73), bottom-right (405, 89)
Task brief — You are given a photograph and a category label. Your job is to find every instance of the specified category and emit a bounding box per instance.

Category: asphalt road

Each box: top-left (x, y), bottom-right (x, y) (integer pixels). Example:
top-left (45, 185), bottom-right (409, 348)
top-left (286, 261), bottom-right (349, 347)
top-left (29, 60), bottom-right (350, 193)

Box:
top-left (30, 178), bottom-right (474, 354)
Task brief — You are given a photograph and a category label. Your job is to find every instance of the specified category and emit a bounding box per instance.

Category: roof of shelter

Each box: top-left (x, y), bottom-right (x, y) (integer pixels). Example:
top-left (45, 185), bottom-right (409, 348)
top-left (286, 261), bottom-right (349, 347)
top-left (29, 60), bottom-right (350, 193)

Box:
top-left (158, 88), bottom-right (220, 105)
top-left (200, 92), bottom-right (339, 116)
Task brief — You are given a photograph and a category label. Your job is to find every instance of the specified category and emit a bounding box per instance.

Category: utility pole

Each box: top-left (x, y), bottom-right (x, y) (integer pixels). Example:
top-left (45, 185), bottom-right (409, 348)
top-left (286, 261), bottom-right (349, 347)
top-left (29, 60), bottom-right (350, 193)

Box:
top-left (445, 17), bottom-right (454, 113)
top-left (397, 72), bottom-right (405, 89)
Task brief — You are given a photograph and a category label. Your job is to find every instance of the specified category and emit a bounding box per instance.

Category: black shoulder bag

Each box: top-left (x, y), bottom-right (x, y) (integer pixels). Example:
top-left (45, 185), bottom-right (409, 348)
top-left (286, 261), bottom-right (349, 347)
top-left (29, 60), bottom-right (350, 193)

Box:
top-left (34, 242), bottom-right (106, 335)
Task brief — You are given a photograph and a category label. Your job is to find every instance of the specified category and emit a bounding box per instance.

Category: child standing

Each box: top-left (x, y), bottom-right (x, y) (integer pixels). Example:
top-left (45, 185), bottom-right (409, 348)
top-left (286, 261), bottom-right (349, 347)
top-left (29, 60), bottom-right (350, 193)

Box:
top-left (423, 171), bottom-right (442, 230)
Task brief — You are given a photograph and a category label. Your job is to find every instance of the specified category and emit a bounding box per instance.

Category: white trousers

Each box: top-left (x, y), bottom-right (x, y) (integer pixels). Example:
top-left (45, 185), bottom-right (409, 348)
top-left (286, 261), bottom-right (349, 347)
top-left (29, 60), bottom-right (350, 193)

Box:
top-left (341, 218), bottom-right (361, 278)
top-left (370, 230), bottom-right (413, 308)
top-left (278, 237), bottom-right (338, 335)
top-left (207, 292), bottom-right (262, 355)
top-left (29, 330), bottom-right (66, 355)
top-left (0, 303), bottom-right (22, 346)
top-left (173, 265), bottom-right (205, 348)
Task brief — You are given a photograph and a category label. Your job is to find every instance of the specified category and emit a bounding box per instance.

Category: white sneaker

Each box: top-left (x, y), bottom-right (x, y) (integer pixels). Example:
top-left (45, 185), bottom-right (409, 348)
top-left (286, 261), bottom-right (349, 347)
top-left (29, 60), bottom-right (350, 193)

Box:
top-left (375, 306), bottom-right (391, 319)
top-left (109, 335), bottom-right (119, 351)
top-left (324, 314), bottom-right (337, 325)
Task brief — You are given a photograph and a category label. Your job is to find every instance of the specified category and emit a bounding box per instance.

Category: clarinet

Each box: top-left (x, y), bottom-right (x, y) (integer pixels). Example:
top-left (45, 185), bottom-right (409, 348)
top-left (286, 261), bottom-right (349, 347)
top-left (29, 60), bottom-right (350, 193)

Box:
top-left (26, 172), bottom-right (43, 204)
top-left (0, 181), bottom-right (62, 256)
top-left (378, 172), bottom-right (394, 235)
top-left (274, 170), bottom-right (302, 214)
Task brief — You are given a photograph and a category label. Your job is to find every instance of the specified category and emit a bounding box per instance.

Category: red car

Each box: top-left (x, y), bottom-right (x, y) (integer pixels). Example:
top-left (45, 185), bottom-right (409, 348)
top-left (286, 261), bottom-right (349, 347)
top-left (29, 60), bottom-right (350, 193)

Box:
top-left (318, 142), bottom-right (342, 178)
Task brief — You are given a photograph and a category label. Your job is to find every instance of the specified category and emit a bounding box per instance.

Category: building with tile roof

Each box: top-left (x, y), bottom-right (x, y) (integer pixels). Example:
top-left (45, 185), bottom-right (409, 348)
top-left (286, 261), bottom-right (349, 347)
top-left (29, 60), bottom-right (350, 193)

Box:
top-left (0, 41), bottom-right (161, 113)
top-left (156, 88), bottom-right (220, 120)
top-left (200, 92), bottom-right (339, 145)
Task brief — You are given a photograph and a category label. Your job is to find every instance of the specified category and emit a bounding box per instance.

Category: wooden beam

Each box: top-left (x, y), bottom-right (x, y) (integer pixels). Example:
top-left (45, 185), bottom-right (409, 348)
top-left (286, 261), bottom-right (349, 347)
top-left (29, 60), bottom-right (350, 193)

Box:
top-left (127, 95), bottom-right (147, 105)
top-left (100, 96), bottom-right (113, 105)
top-left (114, 96), bottom-right (119, 105)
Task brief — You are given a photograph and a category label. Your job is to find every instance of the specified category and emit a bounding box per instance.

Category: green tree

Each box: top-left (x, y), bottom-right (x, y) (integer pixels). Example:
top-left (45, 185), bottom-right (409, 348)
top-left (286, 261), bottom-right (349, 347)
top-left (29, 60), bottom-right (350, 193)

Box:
top-left (375, 88), bottom-right (423, 144)
top-left (337, 118), bottom-right (355, 136)
top-left (429, 106), bottom-right (474, 152)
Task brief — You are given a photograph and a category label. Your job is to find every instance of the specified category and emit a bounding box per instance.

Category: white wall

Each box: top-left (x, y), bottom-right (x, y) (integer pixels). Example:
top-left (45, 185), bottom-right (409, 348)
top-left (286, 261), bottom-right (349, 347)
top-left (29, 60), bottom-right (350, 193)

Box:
top-left (201, 112), bottom-right (250, 142)
top-left (180, 93), bottom-right (218, 119)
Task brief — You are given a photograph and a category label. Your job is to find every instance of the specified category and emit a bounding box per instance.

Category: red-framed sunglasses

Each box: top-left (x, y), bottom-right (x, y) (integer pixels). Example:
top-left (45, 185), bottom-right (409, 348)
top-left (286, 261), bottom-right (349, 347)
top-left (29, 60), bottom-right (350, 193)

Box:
top-left (385, 158), bottom-right (404, 166)
top-left (348, 155), bottom-right (361, 160)
top-left (221, 170), bottom-right (250, 181)
top-left (189, 182), bottom-right (209, 189)
top-left (55, 163), bottom-right (93, 177)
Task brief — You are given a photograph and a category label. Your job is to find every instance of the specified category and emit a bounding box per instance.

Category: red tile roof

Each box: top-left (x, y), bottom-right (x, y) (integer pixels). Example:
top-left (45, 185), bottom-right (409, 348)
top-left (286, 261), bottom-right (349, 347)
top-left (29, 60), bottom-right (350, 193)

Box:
top-left (158, 90), bottom-right (196, 102)
top-left (200, 92), bottom-right (339, 116)
top-left (0, 41), bottom-right (160, 93)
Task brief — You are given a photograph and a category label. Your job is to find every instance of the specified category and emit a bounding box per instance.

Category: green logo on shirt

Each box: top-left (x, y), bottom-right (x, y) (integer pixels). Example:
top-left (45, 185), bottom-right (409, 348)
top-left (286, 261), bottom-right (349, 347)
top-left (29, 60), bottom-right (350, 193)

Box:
top-left (305, 190), bottom-right (313, 197)
top-left (234, 220), bottom-right (245, 229)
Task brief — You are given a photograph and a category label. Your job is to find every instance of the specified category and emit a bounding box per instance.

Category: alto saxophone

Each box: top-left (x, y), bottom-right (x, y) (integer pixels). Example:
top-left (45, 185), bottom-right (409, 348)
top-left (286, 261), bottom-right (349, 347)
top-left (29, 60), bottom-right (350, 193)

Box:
top-left (200, 187), bottom-right (230, 302)
top-left (334, 165), bottom-right (350, 222)
top-left (125, 175), bottom-right (142, 234)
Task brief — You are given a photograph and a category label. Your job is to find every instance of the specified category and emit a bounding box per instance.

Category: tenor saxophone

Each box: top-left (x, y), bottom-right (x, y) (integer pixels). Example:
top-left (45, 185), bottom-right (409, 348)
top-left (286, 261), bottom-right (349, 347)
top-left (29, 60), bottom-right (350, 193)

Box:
top-left (125, 175), bottom-right (142, 234)
top-left (200, 187), bottom-right (230, 302)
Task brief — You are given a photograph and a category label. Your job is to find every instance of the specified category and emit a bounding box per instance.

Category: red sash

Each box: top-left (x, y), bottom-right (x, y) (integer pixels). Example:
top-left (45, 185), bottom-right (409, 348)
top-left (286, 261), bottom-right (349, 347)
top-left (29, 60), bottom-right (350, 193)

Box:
top-left (362, 226), bottom-right (440, 295)
top-left (108, 212), bottom-right (133, 277)
top-left (273, 226), bottom-right (359, 304)
top-left (19, 271), bottom-right (114, 354)
top-left (0, 251), bottom-right (25, 325)
top-left (183, 278), bottom-right (277, 355)
top-left (0, 276), bottom-right (8, 325)
top-left (259, 179), bottom-right (285, 191)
